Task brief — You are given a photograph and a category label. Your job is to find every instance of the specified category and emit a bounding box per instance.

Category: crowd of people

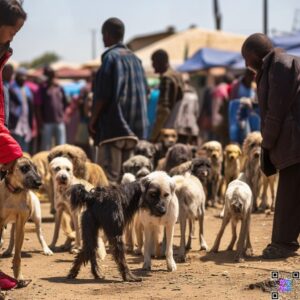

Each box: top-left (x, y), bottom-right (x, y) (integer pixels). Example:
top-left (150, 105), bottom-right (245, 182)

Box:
top-left (1, 0), bottom-right (299, 295)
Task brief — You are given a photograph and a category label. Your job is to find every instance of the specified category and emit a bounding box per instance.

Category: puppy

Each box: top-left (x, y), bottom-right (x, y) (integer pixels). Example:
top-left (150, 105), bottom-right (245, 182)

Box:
top-left (210, 173), bottom-right (253, 262)
top-left (219, 144), bottom-right (242, 217)
top-left (121, 155), bottom-right (153, 252)
top-left (1, 191), bottom-right (53, 257)
top-left (139, 171), bottom-right (178, 272)
top-left (67, 180), bottom-right (145, 282)
top-left (242, 132), bottom-right (262, 212)
top-left (173, 174), bottom-right (208, 262)
top-left (49, 157), bottom-right (94, 253)
top-left (135, 140), bottom-right (157, 164)
top-left (0, 157), bottom-right (42, 279)
top-left (202, 141), bottom-right (223, 206)
top-left (157, 143), bottom-right (193, 172)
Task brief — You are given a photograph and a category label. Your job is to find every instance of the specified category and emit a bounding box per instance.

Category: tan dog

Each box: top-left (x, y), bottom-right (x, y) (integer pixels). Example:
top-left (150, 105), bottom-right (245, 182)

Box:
top-left (0, 157), bottom-right (43, 279)
top-left (242, 132), bottom-right (263, 212)
top-left (202, 141), bottom-right (223, 206)
top-left (224, 144), bottom-right (242, 188)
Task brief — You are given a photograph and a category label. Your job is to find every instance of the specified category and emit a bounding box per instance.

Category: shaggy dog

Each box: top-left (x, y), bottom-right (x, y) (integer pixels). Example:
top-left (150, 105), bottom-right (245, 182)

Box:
top-left (157, 143), bottom-right (193, 172)
top-left (0, 157), bottom-right (43, 279)
top-left (202, 141), bottom-right (223, 206)
top-left (49, 157), bottom-right (98, 254)
top-left (210, 173), bottom-right (253, 262)
top-left (135, 140), bottom-right (157, 164)
top-left (122, 155), bottom-right (153, 180)
top-left (67, 181), bottom-right (145, 282)
top-left (139, 172), bottom-right (178, 272)
top-left (242, 132), bottom-right (263, 212)
top-left (173, 174), bottom-right (208, 262)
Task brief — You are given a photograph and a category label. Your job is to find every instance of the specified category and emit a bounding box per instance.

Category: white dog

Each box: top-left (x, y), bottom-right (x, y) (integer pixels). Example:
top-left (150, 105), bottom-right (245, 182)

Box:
top-left (49, 157), bottom-right (106, 259)
top-left (210, 173), bottom-right (253, 262)
top-left (173, 174), bottom-right (208, 262)
top-left (139, 171), bottom-right (179, 272)
top-left (1, 191), bottom-right (53, 257)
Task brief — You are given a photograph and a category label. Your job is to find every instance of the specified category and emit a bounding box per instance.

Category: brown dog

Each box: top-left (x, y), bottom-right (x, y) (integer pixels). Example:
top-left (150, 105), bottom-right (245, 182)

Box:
top-left (224, 144), bottom-right (242, 190)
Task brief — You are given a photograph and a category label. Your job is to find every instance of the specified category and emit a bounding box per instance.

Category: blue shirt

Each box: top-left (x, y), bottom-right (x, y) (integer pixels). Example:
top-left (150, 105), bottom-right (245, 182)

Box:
top-left (93, 43), bottom-right (148, 145)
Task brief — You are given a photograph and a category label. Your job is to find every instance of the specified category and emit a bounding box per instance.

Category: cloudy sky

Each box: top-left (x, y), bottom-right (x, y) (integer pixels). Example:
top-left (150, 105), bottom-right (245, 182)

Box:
top-left (11, 0), bottom-right (300, 63)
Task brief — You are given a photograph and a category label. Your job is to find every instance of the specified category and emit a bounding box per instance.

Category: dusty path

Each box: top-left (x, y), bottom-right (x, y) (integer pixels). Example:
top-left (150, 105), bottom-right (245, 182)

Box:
top-left (1, 202), bottom-right (299, 300)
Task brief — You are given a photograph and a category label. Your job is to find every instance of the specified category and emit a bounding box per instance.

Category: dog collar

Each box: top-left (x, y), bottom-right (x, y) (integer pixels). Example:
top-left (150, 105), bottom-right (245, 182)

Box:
top-left (4, 178), bottom-right (23, 194)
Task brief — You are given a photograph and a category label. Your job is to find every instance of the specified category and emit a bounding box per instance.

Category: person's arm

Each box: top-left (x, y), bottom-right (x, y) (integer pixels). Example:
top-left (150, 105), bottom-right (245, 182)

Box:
top-left (262, 57), bottom-right (299, 150)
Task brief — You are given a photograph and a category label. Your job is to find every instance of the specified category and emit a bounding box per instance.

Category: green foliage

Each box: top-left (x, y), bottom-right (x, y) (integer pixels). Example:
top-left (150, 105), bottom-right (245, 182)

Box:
top-left (20, 52), bottom-right (60, 69)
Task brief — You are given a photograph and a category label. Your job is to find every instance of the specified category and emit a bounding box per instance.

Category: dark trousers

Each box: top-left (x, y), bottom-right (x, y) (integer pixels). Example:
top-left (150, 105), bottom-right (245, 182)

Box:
top-left (272, 163), bottom-right (300, 251)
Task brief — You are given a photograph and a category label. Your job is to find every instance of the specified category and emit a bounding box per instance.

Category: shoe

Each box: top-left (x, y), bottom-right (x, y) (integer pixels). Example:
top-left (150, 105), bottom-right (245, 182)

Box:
top-left (262, 244), bottom-right (298, 259)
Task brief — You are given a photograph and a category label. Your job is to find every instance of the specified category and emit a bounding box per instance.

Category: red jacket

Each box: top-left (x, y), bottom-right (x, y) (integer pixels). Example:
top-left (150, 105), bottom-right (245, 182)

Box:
top-left (0, 50), bottom-right (22, 164)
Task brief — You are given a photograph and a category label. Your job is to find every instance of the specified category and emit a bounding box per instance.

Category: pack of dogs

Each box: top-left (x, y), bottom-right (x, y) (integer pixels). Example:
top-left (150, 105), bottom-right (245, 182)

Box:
top-left (0, 129), bottom-right (278, 282)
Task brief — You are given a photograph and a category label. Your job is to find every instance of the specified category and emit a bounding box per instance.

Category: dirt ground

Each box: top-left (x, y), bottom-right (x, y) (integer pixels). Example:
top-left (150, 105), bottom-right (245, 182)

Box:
top-left (1, 201), bottom-right (299, 300)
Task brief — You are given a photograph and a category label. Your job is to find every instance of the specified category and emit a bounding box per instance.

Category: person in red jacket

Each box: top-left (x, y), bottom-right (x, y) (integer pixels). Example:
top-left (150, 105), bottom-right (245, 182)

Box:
top-left (0, 0), bottom-right (30, 291)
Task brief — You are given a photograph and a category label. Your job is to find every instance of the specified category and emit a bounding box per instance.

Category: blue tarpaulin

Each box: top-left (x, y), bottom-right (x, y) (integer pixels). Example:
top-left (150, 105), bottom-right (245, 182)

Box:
top-left (177, 47), bottom-right (242, 72)
top-left (177, 32), bottom-right (300, 72)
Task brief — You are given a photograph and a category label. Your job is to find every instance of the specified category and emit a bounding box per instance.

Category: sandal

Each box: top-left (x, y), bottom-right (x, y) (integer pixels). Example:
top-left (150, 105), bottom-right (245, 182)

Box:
top-left (262, 244), bottom-right (297, 259)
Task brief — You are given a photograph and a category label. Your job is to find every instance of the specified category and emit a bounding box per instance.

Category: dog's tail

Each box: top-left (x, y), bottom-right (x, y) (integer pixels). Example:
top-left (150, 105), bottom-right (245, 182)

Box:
top-left (70, 184), bottom-right (93, 210)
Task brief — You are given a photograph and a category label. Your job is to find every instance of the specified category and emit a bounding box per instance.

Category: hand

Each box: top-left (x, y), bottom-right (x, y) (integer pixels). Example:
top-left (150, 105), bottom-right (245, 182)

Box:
top-left (88, 118), bottom-right (97, 138)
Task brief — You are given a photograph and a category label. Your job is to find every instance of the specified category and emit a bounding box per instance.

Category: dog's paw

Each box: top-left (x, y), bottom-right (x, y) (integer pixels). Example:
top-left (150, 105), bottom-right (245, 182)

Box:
top-left (177, 255), bottom-right (187, 263)
top-left (167, 258), bottom-right (177, 272)
top-left (200, 244), bottom-right (209, 251)
top-left (67, 271), bottom-right (77, 279)
top-left (234, 254), bottom-right (245, 263)
top-left (209, 247), bottom-right (218, 253)
top-left (1, 250), bottom-right (12, 258)
top-left (245, 248), bottom-right (254, 257)
top-left (70, 247), bottom-right (80, 254)
top-left (133, 248), bottom-right (142, 256)
top-left (43, 248), bottom-right (54, 256)
top-left (142, 262), bottom-right (151, 271)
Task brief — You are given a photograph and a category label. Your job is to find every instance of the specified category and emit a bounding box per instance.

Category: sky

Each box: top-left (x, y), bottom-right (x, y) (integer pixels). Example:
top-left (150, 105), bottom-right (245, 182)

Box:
top-left (11, 0), bottom-right (300, 64)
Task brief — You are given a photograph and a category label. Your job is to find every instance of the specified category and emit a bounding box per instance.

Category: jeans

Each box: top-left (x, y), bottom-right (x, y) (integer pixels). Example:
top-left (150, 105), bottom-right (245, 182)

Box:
top-left (41, 123), bottom-right (66, 151)
top-left (97, 138), bottom-right (137, 183)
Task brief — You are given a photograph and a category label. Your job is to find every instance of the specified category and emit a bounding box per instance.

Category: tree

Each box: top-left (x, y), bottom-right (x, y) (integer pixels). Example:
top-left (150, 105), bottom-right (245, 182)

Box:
top-left (20, 52), bottom-right (60, 69)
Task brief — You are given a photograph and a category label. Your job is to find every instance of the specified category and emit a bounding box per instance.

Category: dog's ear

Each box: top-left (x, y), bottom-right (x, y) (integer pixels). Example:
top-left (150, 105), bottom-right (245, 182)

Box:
top-left (169, 177), bottom-right (176, 195)
top-left (122, 159), bottom-right (131, 173)
top-left (48, 151), bottom-right (62, 163)
top-left (140, 176), bottom-right (151, 193)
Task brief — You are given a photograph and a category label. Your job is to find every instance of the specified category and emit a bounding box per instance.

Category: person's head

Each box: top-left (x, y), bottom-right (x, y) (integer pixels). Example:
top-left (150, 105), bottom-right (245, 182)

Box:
top-left (43, 66), bottom-right (55, 83)
top-left (15, 67), bottom-right (27, 86)
top-left (241, 33), bottom-right (274, 73)
top-left (151, 49), bottom-right (169, 74)
top-left (0, 0), bottom-right (27, 50)
top-left (101, 17), bottom-right (125, 48)
top-left (2, 63), bottom-right (14, 82)
top-left (242, 68), bottom-right (255, 88)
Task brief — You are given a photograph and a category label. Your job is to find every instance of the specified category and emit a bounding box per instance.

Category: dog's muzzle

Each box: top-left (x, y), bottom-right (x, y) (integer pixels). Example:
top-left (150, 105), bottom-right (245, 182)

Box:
top-left (57, 174), bottom-right (68, 185)
top-left (136, 168), bottom-right (151, 179)
top-left (152, 205), bottom-right (166, 217)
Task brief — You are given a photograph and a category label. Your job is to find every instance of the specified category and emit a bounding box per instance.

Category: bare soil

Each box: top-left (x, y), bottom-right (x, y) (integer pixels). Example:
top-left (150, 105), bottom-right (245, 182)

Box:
top-left (1, 202), bottom-right (299, 300)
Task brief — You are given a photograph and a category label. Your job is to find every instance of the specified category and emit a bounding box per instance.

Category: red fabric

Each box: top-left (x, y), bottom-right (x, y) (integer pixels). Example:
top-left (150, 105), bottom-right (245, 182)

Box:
top-left (0, 271), bottom-right (18, 290)
top-left (0, 50), bottom-right (23, 164)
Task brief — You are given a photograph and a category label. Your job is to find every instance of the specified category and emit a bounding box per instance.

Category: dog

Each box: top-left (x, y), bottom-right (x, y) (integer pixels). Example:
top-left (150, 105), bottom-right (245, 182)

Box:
top-left (202, 141), bottom-right (223, 206)
top-left (154, 129), bottom-right (178, 167)
top-left (139, 171), bottom-right (178, 272)
top-left (260, 174), bottom-right (277, 211)
top-left (157, 143), bottom-right (193, 172)
top-left (219, 144), bottom-right (242, 217)
top-left (210, 173), bottom-right (253, 262)
top-left (135, 140), bottom-right (157, 165)
top-left (121, 155), bottom-right (153, 252)
top-left (242, 132), bottom-right (263, 212)
top-left (0, 157), bottom-right (43, 279)
top-left (49, 157), bottom-right (96, 253)
top-left (67, 180), bottom-right (146, 282)
top-left (173, 173), bottom-right (208, 262)
top-left (1, 190), bottom-right (53, 257)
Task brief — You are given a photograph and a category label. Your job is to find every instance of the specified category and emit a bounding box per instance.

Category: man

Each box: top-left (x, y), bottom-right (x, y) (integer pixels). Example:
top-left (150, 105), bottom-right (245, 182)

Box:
top-left (9, 67), bottom-right (33, 152)
top-left (37, 66), bottom-right (67, 150)
top-left (89, 17), bottom-right (148, 183)
top-left (242, 33), bottom-right (300, 259)
top-left (0, 0), bottom-right (30, 289)
top-left (150, 49), bottom-right (184, 142)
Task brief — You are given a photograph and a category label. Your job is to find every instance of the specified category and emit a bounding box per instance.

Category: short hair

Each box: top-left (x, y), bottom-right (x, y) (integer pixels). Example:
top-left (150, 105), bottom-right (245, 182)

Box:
top-left (151, 49), bottom-right (169, 63)
top-left (0, 0), bottom-right (27, 27)
top-left (102, 17), bottom-right (125, 41)
top-left (242, 33), bottom-right (274, 60)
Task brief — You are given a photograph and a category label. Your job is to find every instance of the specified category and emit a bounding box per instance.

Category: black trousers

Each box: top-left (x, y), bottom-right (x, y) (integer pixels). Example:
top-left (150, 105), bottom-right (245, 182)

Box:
top-left (272, 163), bottom-right (300, 251)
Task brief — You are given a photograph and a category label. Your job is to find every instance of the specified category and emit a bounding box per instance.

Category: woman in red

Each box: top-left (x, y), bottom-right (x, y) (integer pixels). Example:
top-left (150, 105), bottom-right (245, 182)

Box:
top-left (0, 0), bottom-right (29, 291)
